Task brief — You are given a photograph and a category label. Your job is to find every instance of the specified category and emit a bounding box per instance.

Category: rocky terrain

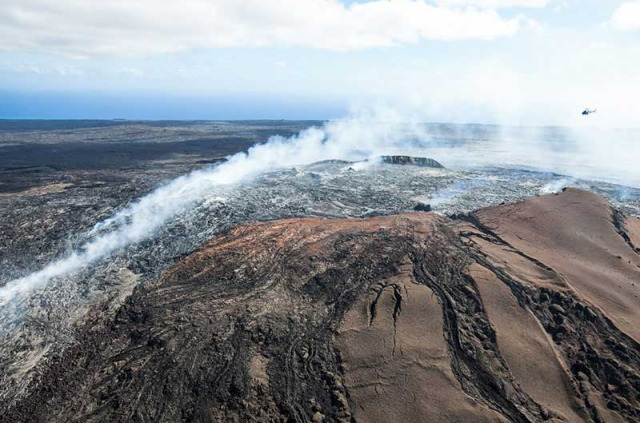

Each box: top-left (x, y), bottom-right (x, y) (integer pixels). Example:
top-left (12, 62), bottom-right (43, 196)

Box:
top-left (1, 189), bottom-right (638, 423)
top-left (0, 120), bottom-right (313, 280)
top-left (1, 121), bottom-right (640, 423)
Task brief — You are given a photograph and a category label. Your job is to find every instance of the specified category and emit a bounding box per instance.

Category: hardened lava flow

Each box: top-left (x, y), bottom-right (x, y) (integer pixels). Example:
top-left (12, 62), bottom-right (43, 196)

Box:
top-left (1, 188), bottom-right (638, 423)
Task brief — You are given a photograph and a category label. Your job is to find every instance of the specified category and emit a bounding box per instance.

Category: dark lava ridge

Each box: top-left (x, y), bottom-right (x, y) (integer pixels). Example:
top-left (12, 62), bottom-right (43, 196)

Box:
top-left (1, 189), bottom-right (639, 423)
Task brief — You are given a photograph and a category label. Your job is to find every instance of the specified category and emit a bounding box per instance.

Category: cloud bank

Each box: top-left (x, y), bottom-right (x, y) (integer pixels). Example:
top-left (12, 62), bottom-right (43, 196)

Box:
top-left (434, 0), bottom-right (553, 7)
top-left (612, 1), bottom-right (640, 31)
top-left (0, 0), bottom-right (529, 56)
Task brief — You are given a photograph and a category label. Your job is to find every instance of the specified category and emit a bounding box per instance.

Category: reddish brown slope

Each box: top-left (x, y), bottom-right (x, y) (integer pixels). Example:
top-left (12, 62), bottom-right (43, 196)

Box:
top-left (626, 216), bottom-right (640, 252)
top-left (473, 188), bottom-right (640, 341)
top-left (1, 189), bottom-right (638, 423)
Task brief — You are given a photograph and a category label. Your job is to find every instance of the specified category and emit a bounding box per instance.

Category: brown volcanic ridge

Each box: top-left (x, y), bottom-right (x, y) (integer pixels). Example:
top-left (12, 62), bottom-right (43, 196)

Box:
top-left (3, 188), bottom-right (640, 423)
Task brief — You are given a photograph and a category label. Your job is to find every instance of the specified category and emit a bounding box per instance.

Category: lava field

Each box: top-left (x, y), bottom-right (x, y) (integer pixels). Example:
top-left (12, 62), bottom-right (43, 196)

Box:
top-left (1, 121), bottom-right (639, 422)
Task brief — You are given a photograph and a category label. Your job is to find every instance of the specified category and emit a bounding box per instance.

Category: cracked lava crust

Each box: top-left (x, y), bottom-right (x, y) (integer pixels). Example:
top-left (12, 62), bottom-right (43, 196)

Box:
top-left (1, 188), bottom-right (639, 423)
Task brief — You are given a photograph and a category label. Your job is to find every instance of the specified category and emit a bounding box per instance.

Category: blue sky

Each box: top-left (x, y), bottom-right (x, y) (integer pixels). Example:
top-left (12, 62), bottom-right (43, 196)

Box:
top-left (1, 0), bottom-right (639, 125)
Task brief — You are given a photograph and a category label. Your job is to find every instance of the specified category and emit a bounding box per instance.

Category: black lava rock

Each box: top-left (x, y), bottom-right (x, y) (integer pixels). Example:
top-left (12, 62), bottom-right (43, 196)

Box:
top-left (414, 203), bottom-right (432, 212)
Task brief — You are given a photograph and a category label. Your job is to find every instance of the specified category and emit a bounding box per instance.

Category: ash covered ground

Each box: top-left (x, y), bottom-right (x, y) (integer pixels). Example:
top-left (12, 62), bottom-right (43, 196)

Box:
top-left (1, 120), bottom-right (639, 409)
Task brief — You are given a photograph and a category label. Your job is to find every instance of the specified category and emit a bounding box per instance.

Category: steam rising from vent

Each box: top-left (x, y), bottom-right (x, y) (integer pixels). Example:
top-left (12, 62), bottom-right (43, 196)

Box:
top-left (539, 178), bottom-right (575, 194)
top-left (0, 107), bottom-right (428, 304)
top-left (2, 105), bottom-right (640, 305)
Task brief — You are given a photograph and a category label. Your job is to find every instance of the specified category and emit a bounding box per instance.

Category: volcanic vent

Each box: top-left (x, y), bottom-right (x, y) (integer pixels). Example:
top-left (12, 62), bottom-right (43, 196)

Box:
top-left (1, 189), bottom-right (639, 423)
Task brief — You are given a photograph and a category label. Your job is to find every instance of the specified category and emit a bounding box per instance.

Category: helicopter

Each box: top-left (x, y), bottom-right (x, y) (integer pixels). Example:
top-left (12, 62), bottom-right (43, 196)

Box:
top-left (582, 108), bottom-right (596, 116)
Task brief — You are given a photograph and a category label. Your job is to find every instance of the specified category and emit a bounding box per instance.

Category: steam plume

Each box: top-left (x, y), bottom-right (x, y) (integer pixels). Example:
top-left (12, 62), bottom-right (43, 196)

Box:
top-left (2, 105), bottom-right (639, 305)
top-left (0, 107), bottom-right (427, 304)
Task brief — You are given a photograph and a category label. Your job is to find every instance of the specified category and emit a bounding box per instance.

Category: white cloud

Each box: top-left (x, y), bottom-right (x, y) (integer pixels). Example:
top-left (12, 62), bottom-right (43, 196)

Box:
top-left (611, 1), bottom-right (640, 31)
top-left (120, 67), bottom-right (145, 77)
top-left (0, 62), bottom-right (83, 76)
top-left (0, 0), bottom-right (530, 57)
top-left (433, 0), bottom-right (553, 7)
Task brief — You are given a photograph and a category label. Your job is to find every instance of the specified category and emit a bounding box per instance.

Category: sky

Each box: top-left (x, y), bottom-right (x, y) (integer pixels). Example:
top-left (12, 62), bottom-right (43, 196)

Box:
top-left (0, 0), bottom-right (639, 125)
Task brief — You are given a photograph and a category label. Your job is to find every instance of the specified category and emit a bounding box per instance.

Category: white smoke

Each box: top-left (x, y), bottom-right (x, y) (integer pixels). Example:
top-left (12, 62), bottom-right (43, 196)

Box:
top-left (419, 123), bottom-right (640, 188)
top-left (428, 180), bottom-right (471, 207)
top-left (0, 105), bottom-right (428, 305)
top-left (539, 177), bottom-right (575, 194)
top-left (2, 103), bottom-right (640, 305)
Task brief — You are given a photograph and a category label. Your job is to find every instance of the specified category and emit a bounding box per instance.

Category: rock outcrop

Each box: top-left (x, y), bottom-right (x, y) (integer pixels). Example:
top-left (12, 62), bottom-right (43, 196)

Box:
top-left (1, 189), bottom-right (639, 423)
top-left (380, 155), bottom-right (444, 168)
